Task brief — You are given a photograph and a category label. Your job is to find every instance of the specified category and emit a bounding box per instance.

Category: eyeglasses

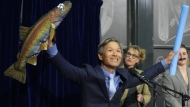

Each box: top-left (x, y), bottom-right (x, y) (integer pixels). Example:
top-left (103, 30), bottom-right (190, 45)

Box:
top-left (125, 52), bottom-right (139, 59)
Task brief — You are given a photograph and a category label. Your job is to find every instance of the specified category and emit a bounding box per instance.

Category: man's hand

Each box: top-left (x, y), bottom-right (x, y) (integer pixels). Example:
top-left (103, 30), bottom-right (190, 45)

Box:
top-left (164, 51), bottom-right (178, 65)
top-left (46, 39), bottom-right (53, 48)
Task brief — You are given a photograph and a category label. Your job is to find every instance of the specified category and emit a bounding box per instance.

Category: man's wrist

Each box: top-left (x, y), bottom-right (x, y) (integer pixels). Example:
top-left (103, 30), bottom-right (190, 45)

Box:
top-left (47, 44), bottom-right (58, 57)
top-left (161, 59), bottom-right (169, 69)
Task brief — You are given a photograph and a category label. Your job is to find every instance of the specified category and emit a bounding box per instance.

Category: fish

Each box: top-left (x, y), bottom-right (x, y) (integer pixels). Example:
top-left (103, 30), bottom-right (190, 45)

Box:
top-left (4, 1), bottom-right (72, 84)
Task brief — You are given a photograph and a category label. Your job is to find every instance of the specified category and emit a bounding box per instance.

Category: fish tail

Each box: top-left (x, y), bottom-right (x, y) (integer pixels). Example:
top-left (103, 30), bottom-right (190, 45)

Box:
top-left (4, 63), bottom-right (26, 84)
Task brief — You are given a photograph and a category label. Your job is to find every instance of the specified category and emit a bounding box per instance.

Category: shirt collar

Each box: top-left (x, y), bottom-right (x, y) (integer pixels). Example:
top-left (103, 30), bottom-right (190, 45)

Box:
top-left (100, 66), bottom-right (116, 78)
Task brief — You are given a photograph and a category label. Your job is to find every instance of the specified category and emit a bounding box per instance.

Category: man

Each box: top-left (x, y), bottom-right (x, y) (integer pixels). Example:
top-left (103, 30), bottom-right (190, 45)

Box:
top-left (46, 37), bottom-right (176, 107)
top-left (162, 44), bottom-right (190, 107)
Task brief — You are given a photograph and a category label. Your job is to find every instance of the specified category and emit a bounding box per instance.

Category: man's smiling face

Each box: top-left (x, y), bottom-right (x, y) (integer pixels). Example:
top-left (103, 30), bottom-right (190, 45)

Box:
top-left (98, 41), bottom-right (122, 72)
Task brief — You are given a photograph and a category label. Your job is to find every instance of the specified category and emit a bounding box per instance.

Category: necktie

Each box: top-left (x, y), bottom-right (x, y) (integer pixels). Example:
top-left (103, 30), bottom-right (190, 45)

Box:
top-left (108, 74), bottom-right (116, 100)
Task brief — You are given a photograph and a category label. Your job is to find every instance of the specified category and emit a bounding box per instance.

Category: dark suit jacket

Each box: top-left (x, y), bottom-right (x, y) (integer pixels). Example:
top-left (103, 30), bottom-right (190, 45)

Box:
top-left (49, 52), bottom-right (165, 107)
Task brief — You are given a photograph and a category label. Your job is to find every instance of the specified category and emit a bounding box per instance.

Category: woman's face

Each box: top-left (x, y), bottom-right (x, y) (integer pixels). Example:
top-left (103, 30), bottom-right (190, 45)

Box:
top-left (124, 48), bottom-right (140, 68)
top-left (178, 47), bottom-right (188, 66)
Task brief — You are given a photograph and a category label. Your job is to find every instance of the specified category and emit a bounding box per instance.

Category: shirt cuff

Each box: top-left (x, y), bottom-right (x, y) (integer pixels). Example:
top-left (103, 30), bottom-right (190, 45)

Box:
top-left (46, 44), bottom-right (58, 57)
top-left (161, 59), bottom-right (168, 69)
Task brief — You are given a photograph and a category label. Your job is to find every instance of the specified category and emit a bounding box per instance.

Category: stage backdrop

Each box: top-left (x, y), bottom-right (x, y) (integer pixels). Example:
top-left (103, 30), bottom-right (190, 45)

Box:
top-left (154, 0), bottom-right (190, 48)
top-left (100, 0), bottom-right (127, 47)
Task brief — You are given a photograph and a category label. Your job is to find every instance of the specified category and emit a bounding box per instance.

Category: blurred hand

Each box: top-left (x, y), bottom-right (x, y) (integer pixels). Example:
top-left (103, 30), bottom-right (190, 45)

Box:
top-left (137, 93), bottom-right (143, 103)
top-left (46, 39), bottom-right (53, 48)
top-left (164, 51), bottom-right (178, 65)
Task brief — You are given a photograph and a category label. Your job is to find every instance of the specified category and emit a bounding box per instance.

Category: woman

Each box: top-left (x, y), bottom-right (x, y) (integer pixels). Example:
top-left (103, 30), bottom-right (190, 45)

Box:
top-left (120, 45), bottom-right (151, 107)
top-left (162, 44), bottom-right (190, 107)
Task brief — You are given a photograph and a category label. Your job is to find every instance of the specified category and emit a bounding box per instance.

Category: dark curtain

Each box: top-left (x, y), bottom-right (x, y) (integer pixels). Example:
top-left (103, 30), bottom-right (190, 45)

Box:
top-left (0, 0), bottom-right (102, 107)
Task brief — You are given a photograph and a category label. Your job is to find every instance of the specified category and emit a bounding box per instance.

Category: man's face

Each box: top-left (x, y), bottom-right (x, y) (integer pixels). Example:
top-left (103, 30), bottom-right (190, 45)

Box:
top-left (98, 41), bottom-right (122, 71)
top-left (178, 47), bottom-right (188, 66)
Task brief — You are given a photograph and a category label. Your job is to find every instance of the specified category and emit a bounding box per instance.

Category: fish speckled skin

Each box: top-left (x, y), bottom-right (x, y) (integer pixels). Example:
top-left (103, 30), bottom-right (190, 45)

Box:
top-left (4, 1), bottom-right (72, 83)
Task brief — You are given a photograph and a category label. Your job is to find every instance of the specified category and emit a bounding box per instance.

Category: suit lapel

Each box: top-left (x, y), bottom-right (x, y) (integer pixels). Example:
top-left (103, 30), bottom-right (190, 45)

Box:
top-left (116, 68), bottom-right (128, 81)
top-left (176, 68), bottom-right (188, 94)
top-left (187, 67), bottom-right (190, 94)
top-left (95, 66), bottom-right (109, 100)
top-left (111, 68), bottom-right (128, 100)
top-left (94, 67), bottom-right (128, 100)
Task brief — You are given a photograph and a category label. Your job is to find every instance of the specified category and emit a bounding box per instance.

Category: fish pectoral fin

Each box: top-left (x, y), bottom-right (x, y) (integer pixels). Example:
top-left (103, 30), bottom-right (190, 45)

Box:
top-left (20, 26), bottom-right (30, 41)
top-left (26, 55), bottom-right (37, 66)
top-left (49, 26), bottom-right (56, 41)
top-left (4, 63), bottom-right (26, 84)
top-left (40, 42), bottom-right (48, 50)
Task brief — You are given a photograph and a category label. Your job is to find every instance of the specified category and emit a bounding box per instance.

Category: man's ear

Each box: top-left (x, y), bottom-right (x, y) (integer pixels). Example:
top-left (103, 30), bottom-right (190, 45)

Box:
top-left (98, 53), bottom-right (103, 61)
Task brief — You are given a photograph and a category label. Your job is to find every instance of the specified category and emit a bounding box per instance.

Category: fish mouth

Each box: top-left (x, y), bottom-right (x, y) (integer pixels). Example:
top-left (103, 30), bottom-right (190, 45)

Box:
top-left (59, 1), bottom-right (72, 16)
top-left (49, 1), bottom-right (72, 27)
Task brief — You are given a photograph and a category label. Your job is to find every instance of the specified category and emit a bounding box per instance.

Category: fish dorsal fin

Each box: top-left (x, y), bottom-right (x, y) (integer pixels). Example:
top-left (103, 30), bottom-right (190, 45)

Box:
top-left (19, 26), bottom-right (30, 41)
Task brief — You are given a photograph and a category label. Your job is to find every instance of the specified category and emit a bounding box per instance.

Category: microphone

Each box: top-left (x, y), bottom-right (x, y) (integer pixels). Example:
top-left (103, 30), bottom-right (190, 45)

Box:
top-left (129, 68), bottom-right (153, 88)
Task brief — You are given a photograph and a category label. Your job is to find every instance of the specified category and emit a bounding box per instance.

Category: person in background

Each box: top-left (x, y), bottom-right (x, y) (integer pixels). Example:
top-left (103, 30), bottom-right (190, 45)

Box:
top-left (120, 45), bottom-right (151, 107)
top-left (162, 44), bottom-right (190, 107)
top-left (46, 37), bottom-right (176, 107)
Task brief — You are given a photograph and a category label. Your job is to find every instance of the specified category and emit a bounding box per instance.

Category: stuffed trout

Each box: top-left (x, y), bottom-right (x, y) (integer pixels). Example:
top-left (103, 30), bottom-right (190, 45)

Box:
top-left (4, 1), bottom-right (72, 84)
